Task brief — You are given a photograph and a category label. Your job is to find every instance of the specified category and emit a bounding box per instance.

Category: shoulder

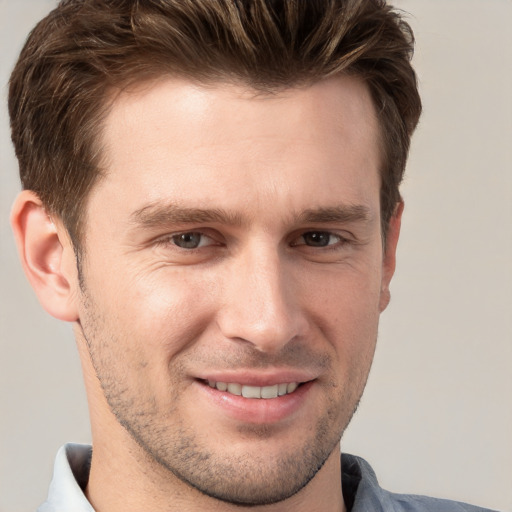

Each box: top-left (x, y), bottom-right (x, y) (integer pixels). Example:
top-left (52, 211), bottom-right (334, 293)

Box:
top-left (384, 491), bottom-right (497, 512)
top-left (342, 453), bottom-right (498, 512)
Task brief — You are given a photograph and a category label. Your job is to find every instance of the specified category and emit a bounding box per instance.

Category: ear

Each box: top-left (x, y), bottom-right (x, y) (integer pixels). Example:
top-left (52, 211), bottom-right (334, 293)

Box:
top-left (10, 190), bottom-right (80, 322)
top-left (379, 201), bottom-right (404, 312)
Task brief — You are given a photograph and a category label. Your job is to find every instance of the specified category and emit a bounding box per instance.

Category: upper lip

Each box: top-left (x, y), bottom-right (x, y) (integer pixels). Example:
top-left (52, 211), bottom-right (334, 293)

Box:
top-left (195, 369), bottom-right (318, 387)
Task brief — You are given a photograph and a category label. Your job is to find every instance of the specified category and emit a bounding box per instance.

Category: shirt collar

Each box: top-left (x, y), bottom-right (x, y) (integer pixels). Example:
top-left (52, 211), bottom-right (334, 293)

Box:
top-left (342, 453), bottom-right (397, 512)
top-left (38, 444), bottom-right (94, 512)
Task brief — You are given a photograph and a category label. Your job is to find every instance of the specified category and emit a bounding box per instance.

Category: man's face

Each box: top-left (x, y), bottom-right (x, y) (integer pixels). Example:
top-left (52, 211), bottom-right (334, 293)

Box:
top-left (75, 76), bottom-right (396, 505)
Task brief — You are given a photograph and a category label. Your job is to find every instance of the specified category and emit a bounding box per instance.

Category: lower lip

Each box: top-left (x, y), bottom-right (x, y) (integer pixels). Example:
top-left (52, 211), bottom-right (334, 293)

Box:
top-left (195, 380), bottom-right (315, 425)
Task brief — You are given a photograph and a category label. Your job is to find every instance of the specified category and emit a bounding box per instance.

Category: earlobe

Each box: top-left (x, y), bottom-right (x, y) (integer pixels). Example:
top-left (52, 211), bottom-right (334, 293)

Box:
top-left (10, 190), bottom-right (80, 322)
top-left (379, 201), bottom-right (404, 312)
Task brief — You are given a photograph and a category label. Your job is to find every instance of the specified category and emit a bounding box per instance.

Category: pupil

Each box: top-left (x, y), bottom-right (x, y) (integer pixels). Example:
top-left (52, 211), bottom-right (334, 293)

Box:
top-left (174, 232), bottom-right (201, 248)
top-left (305, 232), bottom-right (329, 247)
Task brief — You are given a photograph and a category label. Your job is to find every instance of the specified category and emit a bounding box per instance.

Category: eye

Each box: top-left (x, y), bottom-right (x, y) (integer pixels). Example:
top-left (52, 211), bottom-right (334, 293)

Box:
top-left (170, 232), bottom-right (213, 249)
top-left (297, 231), bottom-right (342, 248)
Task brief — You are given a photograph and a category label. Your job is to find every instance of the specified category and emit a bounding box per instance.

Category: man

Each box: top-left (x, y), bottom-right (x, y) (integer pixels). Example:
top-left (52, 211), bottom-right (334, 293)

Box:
top-left (6, 1), bottom-right (499, 511)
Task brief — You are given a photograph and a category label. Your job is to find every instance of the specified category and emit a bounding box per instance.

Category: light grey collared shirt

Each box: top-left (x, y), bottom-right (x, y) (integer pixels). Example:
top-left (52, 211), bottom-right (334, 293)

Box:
top-left (37, 444), bottom-right (497, 512)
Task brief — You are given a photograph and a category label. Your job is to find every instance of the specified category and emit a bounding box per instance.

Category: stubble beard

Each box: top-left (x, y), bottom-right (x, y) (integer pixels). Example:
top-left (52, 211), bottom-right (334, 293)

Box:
top-left (103, 381), bottom-right (360, 507)
top-left (124, 409), bottom-right (347, 506)
top-left (79, 288), bottom-right (371, 507)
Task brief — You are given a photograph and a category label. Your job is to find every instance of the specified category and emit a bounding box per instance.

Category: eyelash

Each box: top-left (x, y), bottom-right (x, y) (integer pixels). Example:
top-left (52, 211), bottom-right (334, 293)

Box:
top-left (154, 231), bottom-right (219, 250)
top-left (154, 230), bottom-right (351, 251)
top-left (292, 231), bottom-right (349, 250)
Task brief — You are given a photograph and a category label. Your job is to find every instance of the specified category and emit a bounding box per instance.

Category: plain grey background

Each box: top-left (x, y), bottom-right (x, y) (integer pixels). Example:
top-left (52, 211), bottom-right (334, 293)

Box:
top-left (1, 1), bottom-right (511, 511)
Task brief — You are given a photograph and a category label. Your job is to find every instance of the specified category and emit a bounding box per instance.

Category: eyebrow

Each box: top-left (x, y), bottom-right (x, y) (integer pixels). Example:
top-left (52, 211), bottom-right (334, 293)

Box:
top-left (296, 205), bottom-right (371, 225)
top-left (131, 203), bottom-right (244, 228)
top-left (130, 202), bottom-right (372, 229)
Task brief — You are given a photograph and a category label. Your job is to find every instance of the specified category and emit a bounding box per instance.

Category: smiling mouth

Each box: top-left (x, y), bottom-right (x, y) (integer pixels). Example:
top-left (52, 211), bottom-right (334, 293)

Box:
top-left (205, 380), bottom-right (300, 399)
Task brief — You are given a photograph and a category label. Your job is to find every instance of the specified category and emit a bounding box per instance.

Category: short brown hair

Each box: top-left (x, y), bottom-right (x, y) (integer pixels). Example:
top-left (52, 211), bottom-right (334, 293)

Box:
top-left (9, 0), bottom-right (421, 248)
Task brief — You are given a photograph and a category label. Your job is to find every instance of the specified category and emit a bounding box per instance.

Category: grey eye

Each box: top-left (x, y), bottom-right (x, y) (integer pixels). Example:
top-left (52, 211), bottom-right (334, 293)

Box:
top-left (302, 232), bottom-right (333, 247)
top-left (172, 232), bottom-right (203, 249)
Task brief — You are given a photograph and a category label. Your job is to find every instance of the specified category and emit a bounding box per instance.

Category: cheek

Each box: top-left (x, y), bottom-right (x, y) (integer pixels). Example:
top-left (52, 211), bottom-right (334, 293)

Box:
top-left (303, 264), bottom-right (382, 360)
top-left (105, 267), bottom-right (217, 356)
top-left (305, 261), bottom-right (383, 323)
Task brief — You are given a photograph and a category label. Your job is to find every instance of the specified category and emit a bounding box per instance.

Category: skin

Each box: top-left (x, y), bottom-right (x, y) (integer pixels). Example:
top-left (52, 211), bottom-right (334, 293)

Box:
top-left (11, 75), bottom-right (402, 512)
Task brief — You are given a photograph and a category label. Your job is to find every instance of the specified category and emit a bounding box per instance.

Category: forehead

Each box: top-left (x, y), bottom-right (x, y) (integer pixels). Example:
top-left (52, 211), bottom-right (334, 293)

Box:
top-left (102, 75), bottom-right (379, 156)
top-left (90, 75), bottom-right (381, 227)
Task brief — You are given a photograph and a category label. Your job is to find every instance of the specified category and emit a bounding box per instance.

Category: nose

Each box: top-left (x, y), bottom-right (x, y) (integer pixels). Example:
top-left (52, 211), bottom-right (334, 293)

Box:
top-left (216, 246), bottom-right (308, 353)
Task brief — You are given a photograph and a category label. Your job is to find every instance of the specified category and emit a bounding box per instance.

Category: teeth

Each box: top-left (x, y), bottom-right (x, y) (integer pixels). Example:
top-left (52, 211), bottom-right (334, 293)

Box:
top-left (207, 380), bottom-right (300, 399)
top-left (227, 383), bottom-right (242, 396)
top-left (242, 385), bottom-right (261, 398)
top-left (287, 382), bottom-right (298, 393)
top-left (261, 384), bottom-right (278, 399)
top-left (216, 381), bottom-right (228, 392)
